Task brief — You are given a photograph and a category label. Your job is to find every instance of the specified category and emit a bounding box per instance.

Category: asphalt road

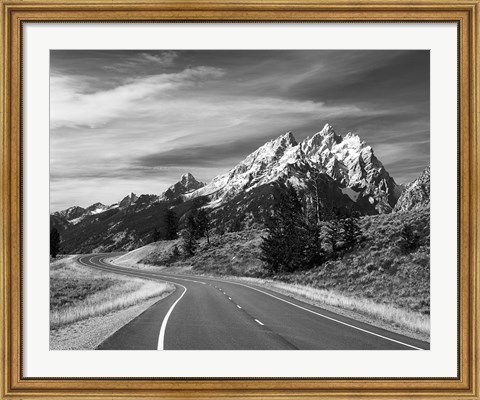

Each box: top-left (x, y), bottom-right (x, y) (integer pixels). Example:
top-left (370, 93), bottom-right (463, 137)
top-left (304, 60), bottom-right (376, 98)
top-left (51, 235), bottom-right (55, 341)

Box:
top-left (77, 254), bottom-right (430, 351)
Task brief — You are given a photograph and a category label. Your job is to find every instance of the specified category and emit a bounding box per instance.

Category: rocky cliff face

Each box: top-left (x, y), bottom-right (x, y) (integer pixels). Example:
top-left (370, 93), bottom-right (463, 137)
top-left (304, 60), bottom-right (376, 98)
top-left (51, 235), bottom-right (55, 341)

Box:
top-left (189, 123), bottom-right (401, 214)
top-left (162, 173), bottom-right (205, 201)
top-left (393, 166), bottom-right (430, 212)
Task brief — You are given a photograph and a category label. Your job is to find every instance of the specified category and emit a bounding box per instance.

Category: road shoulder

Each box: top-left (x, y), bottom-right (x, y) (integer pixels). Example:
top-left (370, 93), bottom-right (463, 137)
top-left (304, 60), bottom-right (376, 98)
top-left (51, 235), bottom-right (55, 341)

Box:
top-left (50, 293), bottom-right (172, 350)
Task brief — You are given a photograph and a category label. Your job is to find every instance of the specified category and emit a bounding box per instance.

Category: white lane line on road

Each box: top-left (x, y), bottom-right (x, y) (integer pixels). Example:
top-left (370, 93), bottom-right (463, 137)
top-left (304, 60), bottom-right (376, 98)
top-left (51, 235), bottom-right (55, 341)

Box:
top-left (150, 269), bottom-right (425, 350)
top-left (236, 305), bottom-right (242, 309)
top-left (228, 297), bottom-right (232, 300)
top-left (157, 283), bottom-right (187, 351)
top-left (90, 255), bottom-right (424, 351)
top-left (229, 281), bottom-right (424, 351)
top-left (255, 319), bottom-right (264, 326)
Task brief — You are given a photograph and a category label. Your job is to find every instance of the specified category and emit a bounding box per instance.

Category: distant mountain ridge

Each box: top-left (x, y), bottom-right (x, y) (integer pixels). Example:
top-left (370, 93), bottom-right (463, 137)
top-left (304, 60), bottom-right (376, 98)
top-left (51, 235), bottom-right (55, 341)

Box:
top-left (51, 123), bottom-right (430, 253)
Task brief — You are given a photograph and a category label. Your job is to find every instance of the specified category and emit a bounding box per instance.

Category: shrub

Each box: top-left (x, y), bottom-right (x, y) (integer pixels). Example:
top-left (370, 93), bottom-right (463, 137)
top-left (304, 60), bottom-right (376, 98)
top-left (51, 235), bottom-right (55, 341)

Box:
top-left (398, 224), bottom-right (421, 253)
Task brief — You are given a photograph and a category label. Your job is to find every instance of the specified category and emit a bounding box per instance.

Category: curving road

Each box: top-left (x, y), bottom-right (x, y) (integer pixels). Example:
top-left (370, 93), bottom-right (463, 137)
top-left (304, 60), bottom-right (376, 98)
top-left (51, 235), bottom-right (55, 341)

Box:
top-left (77, 254), bottom-right (430, 351)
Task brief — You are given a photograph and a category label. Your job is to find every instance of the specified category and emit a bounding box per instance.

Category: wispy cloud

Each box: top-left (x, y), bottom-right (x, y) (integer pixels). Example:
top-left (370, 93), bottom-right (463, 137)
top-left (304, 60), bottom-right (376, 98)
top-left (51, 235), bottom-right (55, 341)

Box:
top-left (50, 50), bottom-right (429, 210)
top-left (51, 66), bottom-right (224, 129)
top-left (103, 51), bottom-right (178, 72)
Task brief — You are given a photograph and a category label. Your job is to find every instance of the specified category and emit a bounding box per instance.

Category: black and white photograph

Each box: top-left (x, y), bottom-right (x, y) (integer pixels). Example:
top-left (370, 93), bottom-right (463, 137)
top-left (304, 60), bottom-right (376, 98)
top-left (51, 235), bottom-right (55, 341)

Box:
top-left (49, 50), bottom-right (430, 351)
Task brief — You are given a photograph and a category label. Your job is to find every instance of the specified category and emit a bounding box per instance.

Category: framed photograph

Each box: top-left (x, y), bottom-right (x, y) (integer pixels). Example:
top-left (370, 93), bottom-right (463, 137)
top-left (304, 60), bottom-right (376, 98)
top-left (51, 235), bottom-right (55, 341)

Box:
top-left (1, 0), bottom-right (478, 399)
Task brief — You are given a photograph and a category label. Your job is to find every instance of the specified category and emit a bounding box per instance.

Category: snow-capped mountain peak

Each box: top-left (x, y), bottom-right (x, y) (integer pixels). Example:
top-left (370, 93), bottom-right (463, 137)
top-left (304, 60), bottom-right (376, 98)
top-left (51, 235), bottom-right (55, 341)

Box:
top-left (244, 131), bottom-right (298, 165)
top-left (179, 172), bottom-right (203, 190)
top-left (161, 173), bottom-right (205, 201)
top-left (188, 123), bottom-right (401, 214)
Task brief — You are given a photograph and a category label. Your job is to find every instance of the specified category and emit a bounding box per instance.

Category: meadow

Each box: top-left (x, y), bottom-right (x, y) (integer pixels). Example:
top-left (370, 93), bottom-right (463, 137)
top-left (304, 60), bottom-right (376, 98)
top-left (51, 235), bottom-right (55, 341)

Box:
top-left (50, 256), bottom-right (173, 329)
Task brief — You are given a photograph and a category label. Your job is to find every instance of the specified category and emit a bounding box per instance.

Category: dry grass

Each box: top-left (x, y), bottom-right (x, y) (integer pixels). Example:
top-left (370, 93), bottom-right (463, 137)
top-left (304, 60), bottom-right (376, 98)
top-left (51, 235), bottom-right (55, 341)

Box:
top-left (50, 256), bottom-right (173, 329)
top-left (233, 277), bottom-right (429, 335)
top-left (135, 208), bottom-right (430, 337)
top-left (285, 208), bottom-right (430, 315)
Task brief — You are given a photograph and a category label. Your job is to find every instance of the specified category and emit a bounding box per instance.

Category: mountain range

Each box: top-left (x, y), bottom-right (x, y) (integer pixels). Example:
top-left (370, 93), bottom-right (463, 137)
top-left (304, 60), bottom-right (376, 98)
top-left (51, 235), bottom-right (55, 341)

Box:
top-left (51, 123), bottom-right (429, 253)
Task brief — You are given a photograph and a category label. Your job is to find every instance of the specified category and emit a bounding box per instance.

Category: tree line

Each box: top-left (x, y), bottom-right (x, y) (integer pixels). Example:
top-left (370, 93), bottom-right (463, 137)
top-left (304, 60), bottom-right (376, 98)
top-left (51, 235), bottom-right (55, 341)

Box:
top-left (260, 185), bottom-right (362, 275)
top-left (151, 207), bottom-right (211, 258)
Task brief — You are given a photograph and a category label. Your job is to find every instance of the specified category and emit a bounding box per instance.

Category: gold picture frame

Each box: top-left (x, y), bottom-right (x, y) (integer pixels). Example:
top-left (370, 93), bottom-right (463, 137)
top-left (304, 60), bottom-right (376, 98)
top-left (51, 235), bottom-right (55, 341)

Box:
top-left (1, 1), bottom-right (478, 399)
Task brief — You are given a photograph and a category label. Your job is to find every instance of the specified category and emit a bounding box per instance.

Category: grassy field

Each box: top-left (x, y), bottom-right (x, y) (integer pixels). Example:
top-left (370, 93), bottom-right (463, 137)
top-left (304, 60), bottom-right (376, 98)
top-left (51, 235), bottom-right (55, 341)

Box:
top-left (50, 256), bottom-right (173, 329)
top-left (136, 208), bottom-right (430, 337)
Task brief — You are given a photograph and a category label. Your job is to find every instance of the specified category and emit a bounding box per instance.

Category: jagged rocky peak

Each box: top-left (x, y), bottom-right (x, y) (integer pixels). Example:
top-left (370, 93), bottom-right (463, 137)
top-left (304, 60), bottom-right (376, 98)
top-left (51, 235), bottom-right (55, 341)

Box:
top-left (302, 123), bottom-right (342, 152)
top-left (393, 166), bottom-right (430, 212)
top-left (179, 172), bottom-right (205, 191)
top-left (275, 131), bottom-right (298, 147)
top-left (119, 192), bottom-right (138, 208)
top-left (162, 173), bottom-right (205, 201)
top-left (188, 122), bottom-right (402, 214)
top-left (240, 131), bottom-right (298, 167)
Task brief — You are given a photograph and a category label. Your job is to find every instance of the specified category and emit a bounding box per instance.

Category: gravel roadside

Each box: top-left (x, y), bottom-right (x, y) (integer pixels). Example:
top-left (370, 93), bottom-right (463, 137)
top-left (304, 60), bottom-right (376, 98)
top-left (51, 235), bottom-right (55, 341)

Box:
top-left (50, 291), bottom-right (173, 350)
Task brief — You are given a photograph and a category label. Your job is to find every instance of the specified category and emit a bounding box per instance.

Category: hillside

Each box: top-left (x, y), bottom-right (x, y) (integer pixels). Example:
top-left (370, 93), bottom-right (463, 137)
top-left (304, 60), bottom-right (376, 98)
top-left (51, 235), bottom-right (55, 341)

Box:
top-left (136, 208), bottom-right (430, 316)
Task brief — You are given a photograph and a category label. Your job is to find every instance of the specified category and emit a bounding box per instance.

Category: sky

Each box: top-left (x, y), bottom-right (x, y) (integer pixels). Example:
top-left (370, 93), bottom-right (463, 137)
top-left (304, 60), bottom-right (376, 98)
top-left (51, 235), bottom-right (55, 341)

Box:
top-left (50, 50), bottom-right (430, 211)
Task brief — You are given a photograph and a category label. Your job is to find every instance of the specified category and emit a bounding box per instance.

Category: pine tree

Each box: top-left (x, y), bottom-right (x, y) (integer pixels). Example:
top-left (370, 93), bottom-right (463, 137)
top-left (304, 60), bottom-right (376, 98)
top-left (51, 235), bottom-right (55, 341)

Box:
top-left (398, 224), bottom-right (420, 253)
top-left (181, 212), bottom-right (198, 257)
top-left (341, 216), bottom-right (362, 250)
top-left (181, 229), bottom-right (196, 257)
top-left (196, 209), bottom-right (211, 245)
top-left (164, 209), bottom-right (178, 240)
top-left (260, 219), bottom-right (284, 274)
top-left (50, 228), bottom-right (61, 258)
top-left (260, 186), bottom-right (306, 274)
top-left (308, 169), bottom-right (332, 225)
top-left (152, 227), bottom-right (161, 243)
top-left (302, 222), bottom-right (325, 268)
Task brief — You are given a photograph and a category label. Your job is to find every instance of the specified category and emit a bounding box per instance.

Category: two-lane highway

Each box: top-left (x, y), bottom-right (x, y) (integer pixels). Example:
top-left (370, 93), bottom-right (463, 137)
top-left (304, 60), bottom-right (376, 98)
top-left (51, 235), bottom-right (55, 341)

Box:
top-left (77, 254), bottom-right (429, 350)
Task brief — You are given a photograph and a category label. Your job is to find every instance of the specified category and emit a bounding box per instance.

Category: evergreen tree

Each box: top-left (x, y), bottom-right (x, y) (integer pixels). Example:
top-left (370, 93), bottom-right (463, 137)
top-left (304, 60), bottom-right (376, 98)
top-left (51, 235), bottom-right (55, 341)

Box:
top-left (260, 186), bottom-right (306, 274)
top-left (164, 209), bottom-right (179, 240)
top-left (196, 209), bottom-right (211, 245)
top-left (398, 224), bottom-right (421, 253)
top-left (341, 216), bottom-right (362, 250)
top-left (181, 229), bottom-right (196, 257)
top-left (152, 227), bottom-right (161, 243)
top-left (50, 228), bottom-right (61, 258)
top-left (260, 219), bottom-right (285, 274)
top-left (172, 244), bottom-right (180, 258)
top-left (302, 222), bottom-right (325, 268)
top-left (308, 169), bottom-right (331, 225)
top-left (181, 212), bottom-right (198, 257)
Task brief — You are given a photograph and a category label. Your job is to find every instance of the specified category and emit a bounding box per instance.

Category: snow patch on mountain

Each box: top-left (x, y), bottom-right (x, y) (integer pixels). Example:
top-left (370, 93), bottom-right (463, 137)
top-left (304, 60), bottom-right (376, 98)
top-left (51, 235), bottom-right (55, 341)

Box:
top-left (188, 123), bottom-right (400, 214)
top-left (161, 173), bottom-right (205, 201)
